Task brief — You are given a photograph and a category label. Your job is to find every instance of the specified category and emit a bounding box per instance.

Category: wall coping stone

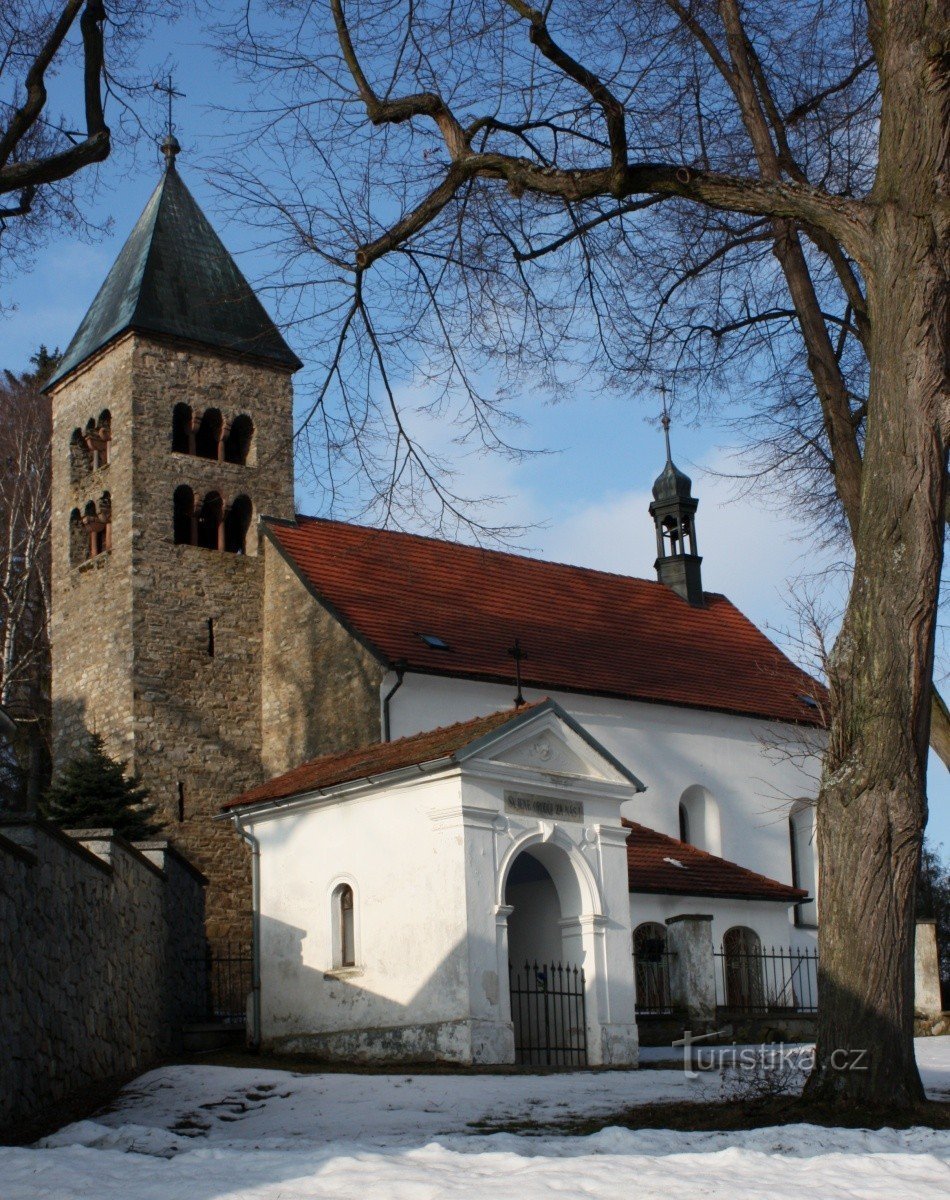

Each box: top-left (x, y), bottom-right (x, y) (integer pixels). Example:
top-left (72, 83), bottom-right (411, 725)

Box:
top-left (66, 828), bottom-right (168, 880)
top-left (0, 830), bottom-right (37, 866)
top-left (0, 816), bottom-right (112, 875)
top-left (133, 839), bottom-right (209, 886)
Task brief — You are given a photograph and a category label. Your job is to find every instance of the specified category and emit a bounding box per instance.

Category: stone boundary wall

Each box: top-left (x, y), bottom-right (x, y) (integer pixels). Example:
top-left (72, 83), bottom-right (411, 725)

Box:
top-left (0, 818), bottom-right (205, 1139)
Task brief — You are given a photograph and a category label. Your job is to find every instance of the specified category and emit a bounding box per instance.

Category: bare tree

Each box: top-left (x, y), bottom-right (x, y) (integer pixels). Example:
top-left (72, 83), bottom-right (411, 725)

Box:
top-left (0, 1), bottom-right (183, 275)
top-left (0, 351), bottom-right (54, 811)
top-left (216, 1), bottom-right (947, 1105)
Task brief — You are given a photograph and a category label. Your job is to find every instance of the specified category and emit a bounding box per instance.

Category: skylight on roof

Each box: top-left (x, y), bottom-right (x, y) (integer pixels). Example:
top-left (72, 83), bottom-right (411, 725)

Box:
top-left (418, 633), bottom-right (451, 651)
top-left (797, 693), bottom-right (820, 710)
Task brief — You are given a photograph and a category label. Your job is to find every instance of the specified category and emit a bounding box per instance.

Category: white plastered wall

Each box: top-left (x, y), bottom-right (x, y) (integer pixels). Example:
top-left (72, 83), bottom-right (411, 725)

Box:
top-left (384, 673), bottom-right (822, 913)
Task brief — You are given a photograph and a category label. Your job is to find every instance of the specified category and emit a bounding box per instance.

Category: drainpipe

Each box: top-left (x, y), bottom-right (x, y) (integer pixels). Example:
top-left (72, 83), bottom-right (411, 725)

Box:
top-left (381, 662), bottom-right (406, 742)
top-left (230, 813), bottom-right (262, 1050)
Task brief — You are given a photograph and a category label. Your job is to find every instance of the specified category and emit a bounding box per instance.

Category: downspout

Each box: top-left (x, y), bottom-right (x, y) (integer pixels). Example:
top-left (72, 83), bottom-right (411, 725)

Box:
top-left (381, 662), bottom-right (406, 742)
top-left (230, 813), bottom-right (262, 1050)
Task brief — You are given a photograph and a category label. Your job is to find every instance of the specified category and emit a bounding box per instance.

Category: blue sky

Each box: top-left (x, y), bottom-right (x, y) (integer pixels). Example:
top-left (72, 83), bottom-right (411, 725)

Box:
top-left (5, 12), bottom-right (948, 848)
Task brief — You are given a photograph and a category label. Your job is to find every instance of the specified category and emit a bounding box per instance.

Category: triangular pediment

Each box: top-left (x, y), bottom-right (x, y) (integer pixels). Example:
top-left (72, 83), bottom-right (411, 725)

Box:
top-left (455, 704), bottom-right (643, 791)
top-left (488, 726), bottom-right (599, 779)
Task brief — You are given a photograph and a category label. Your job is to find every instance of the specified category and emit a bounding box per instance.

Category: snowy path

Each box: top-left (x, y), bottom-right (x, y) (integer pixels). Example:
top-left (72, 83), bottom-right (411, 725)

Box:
top-left (2, 1038), bottom-right (948, 1199)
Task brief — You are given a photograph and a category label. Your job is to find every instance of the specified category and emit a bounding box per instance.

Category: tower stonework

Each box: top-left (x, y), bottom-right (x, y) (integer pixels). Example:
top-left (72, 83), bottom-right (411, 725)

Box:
top-left (47, 156), bottom-right (300, 942)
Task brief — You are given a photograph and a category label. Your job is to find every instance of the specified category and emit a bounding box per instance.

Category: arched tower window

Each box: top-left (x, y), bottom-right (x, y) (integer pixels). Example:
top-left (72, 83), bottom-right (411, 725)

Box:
top-left (69, 508), bottom-right (86, 565)
top-left (81, 494), bottom-right (111, 559)
top-left (83, 414), bottom-right (110, 469)
top-left (678, 802), bottom-right (690, 844)
top-left (173, 485), bottom-right (196, 545)
top-left (96, 410), bottom-right (111, 467)
top-left (196, 491), bottom-right (224, 550)
top-left (194, 408), bottom-right (223, 460)
top-left (224, 414), bottom-right (254, 465)
top-left (224, 494), bottom-right (252, 553)
top-left (331, 883), bottom-right (356, 968)
top-left (70, 429), bottom-right (91, 482)
top-left (172, 403), bottom-right (194, 454)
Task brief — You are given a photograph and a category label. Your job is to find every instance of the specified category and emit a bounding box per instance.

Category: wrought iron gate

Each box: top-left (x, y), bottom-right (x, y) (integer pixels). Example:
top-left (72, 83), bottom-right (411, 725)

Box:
top-left (509, 960), bottom-right (587, 1067)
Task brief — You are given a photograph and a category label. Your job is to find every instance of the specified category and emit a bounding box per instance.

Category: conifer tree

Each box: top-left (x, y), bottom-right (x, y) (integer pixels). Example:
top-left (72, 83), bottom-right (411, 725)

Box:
top-left (43, 734), bottom-right (160, 840)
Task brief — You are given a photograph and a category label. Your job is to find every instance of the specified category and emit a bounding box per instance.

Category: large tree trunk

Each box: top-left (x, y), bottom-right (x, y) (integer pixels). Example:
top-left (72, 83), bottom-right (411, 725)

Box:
top-left (806, 0), bottom-right (945, 1104)
top-left (806, 4), bottom-right (947, 1101)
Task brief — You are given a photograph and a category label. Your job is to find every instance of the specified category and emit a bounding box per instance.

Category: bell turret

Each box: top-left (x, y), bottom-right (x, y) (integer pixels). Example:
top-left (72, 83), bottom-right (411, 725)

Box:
top-left (649, 413), bottom-right (704, 605)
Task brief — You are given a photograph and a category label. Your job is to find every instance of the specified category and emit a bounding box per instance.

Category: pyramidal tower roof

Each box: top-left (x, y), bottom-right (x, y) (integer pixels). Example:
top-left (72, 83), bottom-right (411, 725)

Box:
top-left (48, 156), bottom-right (301, 388)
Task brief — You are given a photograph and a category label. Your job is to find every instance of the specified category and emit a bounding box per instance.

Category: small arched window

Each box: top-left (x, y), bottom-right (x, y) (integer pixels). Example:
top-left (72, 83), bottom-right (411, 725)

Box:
top-left (173, 485), bottom-right (196, 545)
top-left (789, 801), bottom-right (817, 927)
top-left (196, 491), bottom-right (224, 550)
top-left (224, 494), bottom-right (252, 554)
top-left (332, 883), bottom-right (356, 968)
top-left (195, 408), bottom-right (223, 460)
top-left (677, 785), bottom-right (722, 856)
top-left (224, 414), bottom-right (254, 465)
top-left (172, 403), bottom-right (194, 454)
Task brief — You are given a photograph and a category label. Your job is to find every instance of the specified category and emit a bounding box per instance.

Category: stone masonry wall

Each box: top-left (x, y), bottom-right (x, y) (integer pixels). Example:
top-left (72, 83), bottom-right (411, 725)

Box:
top-left (129, 336), bottom-right (295, 943)
top-left (261, 537), bottom-right (386, 777)
top-left (0, 818), bottom-right (205, 1139)
top-left (49, 336), bottom-right (137, 767)
top-left (49, 332), bottom-right (296, 945)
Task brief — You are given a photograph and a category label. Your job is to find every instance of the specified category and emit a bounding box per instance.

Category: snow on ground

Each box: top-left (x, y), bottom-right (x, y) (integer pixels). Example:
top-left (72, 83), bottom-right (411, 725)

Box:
top-left (2, 1038), bottom-right (948, 1199)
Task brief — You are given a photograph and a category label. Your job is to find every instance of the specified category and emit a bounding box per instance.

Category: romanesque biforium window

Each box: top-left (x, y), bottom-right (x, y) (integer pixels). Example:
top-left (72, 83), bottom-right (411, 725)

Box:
top-left (70, 410), bottom-right (111, 481)
top-left (173, 487), bottom-right (252, 554)
top-left (172, 404), bottom-right (254, 465)
top-left (331, 883), bottom-right (356, 969)
top-left (70, 492), bottom-right (112, 565)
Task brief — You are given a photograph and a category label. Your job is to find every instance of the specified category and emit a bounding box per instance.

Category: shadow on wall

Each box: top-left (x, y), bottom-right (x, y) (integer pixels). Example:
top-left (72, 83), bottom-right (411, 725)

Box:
top-left (252, 840), bottom-right (619, 1067)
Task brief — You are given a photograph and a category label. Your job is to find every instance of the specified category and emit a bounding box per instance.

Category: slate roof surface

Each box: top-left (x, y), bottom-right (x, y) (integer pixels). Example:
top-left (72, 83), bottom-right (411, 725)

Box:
top-left (624, 820), bottom-right (806, 902)
top-left (264, 515), bottom-right (825, 726)
top-left (224, 702), bottom-right (550, 810)
top-left (47, 165), bottom-right (301, 388)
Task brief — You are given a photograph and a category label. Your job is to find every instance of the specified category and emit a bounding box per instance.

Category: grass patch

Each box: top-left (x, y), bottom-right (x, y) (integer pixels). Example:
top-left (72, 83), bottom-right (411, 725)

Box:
top-left (473, 1095), bottom-right (950, 1136)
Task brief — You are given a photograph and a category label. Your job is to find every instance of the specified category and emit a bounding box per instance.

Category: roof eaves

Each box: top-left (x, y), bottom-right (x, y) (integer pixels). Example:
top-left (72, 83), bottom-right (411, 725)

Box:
top-left (220, 754), bottom-right (459, 817)
top-left (628, 884), bottom-right (807, 903)
top-left (393, 662), bottom-right (825, 730)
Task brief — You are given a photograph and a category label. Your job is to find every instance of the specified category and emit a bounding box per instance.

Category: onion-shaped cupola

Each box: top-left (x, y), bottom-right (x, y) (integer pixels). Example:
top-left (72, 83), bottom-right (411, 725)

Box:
top-left (649, 413), bottom-right (704, 605)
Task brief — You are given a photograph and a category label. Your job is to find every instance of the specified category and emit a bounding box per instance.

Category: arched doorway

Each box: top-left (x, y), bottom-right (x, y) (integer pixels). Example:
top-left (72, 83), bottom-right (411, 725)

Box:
top-left (723, 926), bottom-right (765, 1011)
top-left (504, 845), bottom-right (589, 1066)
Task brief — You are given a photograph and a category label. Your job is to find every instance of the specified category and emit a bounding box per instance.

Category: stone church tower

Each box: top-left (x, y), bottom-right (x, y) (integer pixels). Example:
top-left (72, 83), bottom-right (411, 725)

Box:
top-left (46, 138), bottom-right (301, 942)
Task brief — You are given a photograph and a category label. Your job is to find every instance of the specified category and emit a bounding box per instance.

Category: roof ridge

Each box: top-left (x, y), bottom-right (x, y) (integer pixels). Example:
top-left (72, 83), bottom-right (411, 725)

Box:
top-left (322, 700), bottom-right (547, 762)
top-left (285, 512), bottom-right (726, 598)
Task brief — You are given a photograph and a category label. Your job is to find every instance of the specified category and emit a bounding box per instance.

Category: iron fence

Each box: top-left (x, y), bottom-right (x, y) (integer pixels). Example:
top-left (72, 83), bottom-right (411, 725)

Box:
top-left (509, 960), bottom-right (587, 1067)
top-left (714, 944), bottom-right (818, 1014)
top-left (633, 946), bottom-right (677, 1015)
top-left (185, 941), bottom-right (252, 1025)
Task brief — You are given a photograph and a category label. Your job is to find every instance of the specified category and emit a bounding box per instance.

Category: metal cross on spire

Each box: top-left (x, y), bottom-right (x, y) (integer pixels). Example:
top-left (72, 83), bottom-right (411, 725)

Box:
top-left (659, 383), bottom-right (673, 462)
top-left (153, 73), bottom-right (185, 169)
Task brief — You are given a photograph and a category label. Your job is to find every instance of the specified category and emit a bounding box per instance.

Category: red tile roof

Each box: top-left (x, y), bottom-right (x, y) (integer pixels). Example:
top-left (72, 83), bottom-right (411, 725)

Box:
top-left (625, 820), bottom-right (806, 903)
top-left (225, 703), bottom-right (550, 810)
top-left (265, 516), bottom-right (824, 725)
